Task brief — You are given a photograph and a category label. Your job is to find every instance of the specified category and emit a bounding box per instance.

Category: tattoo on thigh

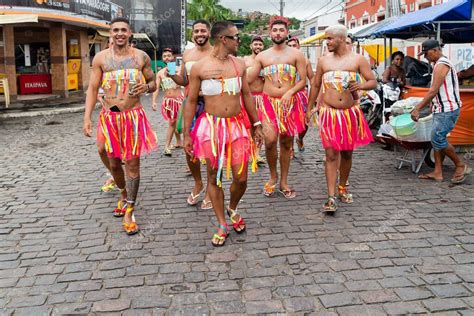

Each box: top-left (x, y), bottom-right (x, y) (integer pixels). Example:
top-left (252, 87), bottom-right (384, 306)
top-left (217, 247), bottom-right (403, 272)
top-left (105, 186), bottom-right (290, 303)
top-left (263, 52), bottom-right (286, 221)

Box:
top-left (126, 175), bottom-right (140, 203)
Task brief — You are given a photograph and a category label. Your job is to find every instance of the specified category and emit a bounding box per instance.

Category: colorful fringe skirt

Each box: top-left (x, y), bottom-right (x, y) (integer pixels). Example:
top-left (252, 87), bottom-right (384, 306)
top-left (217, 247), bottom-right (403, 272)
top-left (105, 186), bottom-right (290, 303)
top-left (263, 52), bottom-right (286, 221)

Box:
top-left (97, 106), bottom-right (158, 161)
top-left (191, 111), bottom-right (257, 187)
top-left (318, 104), bottom-right (373, 151)
top-left (252, 91), bottom-right (264, 122)
top-left (161, 96), bottom-right (183, 122)
top-left (295, 89), bottom-right (309, 113)
top-left (260, 93), bottom-right (306, 137)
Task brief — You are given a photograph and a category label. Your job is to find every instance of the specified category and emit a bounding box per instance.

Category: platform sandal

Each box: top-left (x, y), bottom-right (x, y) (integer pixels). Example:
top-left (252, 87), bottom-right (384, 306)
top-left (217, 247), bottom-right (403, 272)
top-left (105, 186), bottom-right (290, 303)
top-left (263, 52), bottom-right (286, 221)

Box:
top-left (337, 185), bottom-right (353, 204)
top-left (226, 206), bottom-right (246, 233)
top-left (122, 205), bottom-right (139, 235)
top-left (211, 223), bottom-right (229, 247)
top-left (322, 196), bottom-right (337, 214)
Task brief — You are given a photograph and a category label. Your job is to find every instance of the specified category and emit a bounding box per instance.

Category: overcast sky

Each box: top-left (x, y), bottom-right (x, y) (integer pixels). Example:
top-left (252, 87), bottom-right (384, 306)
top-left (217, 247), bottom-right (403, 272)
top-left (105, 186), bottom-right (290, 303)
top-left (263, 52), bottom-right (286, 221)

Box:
top-left (220, 0), bottom-right (328, 20)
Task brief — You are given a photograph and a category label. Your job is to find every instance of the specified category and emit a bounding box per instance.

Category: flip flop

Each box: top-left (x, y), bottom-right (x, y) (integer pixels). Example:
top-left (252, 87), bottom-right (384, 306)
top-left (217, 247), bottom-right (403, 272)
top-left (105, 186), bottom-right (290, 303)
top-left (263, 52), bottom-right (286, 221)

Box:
top-left (279, 188), bottom-right (296, 200)
top-left (263, 182), bottom-right (277, 197)
top-left (451, 166), bottom-right (472, 184)
top-left (201, 199), bottom-right (213, 210)
top-left (418, 174), bottom-right (443, 182)
top-left (187, 188), bottom-right (205, 205)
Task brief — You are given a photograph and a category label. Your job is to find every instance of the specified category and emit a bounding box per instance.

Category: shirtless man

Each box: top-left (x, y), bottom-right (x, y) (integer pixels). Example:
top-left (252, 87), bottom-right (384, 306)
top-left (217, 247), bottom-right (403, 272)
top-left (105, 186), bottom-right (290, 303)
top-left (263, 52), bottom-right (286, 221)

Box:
top-left (83, 17), bottom-right (157, 234)
top-left (287, 37), bottom-right (314, 155)
top-left (169, 19), bottom-right (213, 210)
top-left (152, 48), bottom-right (183, 156)
top-left (306, 25), bottom-right (375, 214)
top-left (243, 36), bottom-right (266, 164)
top-left (248, 16), bottom-right (307, 199)
top-left (184, 21), bottom-right (263, 246)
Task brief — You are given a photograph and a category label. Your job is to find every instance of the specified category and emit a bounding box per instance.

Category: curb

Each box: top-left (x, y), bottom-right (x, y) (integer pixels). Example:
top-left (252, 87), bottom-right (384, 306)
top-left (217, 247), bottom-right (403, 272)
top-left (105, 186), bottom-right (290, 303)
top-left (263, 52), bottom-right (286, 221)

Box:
top-left (0, 105), bottom-right (85, 119)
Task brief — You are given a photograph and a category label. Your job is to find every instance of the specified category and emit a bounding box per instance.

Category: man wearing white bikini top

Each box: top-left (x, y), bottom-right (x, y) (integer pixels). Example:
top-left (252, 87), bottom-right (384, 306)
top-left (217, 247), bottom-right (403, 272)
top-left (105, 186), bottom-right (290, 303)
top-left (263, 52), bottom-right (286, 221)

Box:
top-left (248, 16), bottom-right (307, 200)
top-left (184, 21), bottom-right (263, 247)
top-left (152, 48), bottom-right (184, 156)
top-left (83, 17), bottom-right (157, 235)
top-left (243, 35), bottom-right (266, 164)
top-left (306, 24), bottom-right (375, 214)
top-left (168, 19), bottom-right (213, 210)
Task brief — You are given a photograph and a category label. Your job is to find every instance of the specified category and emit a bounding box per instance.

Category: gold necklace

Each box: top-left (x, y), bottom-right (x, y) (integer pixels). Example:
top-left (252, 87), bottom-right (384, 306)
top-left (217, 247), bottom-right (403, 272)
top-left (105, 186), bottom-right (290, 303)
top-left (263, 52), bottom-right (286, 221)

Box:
top-left (212, 53), bottom-right (228, 61)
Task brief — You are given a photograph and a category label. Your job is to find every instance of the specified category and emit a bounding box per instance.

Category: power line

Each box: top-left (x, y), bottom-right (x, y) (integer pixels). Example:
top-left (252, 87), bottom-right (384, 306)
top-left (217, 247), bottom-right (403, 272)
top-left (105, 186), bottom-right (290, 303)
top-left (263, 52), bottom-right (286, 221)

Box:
top-left (304, 0), bottom-right (344, 21)
top-left (302, 0), bottom-right (332, 20)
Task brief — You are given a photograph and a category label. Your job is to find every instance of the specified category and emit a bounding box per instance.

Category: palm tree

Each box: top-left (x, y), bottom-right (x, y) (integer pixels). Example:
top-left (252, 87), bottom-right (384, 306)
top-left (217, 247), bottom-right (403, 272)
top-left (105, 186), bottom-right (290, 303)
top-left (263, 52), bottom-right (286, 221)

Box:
top-left (187, 0), bottom-right (234, 23)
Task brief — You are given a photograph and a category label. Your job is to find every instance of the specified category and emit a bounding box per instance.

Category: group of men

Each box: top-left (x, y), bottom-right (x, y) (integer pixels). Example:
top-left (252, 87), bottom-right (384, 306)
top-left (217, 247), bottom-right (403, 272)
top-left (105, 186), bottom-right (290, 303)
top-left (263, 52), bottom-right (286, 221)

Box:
top-left (82, 15), bottom-right (468, 246)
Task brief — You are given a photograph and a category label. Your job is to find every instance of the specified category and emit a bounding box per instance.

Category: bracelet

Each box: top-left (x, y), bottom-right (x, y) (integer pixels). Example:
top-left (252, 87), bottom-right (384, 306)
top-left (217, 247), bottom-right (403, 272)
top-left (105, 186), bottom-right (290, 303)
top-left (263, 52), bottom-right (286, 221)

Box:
top-left (253, 121), bottom-right (262, 127)
top-left (145, 84), bottom-right (150, 93)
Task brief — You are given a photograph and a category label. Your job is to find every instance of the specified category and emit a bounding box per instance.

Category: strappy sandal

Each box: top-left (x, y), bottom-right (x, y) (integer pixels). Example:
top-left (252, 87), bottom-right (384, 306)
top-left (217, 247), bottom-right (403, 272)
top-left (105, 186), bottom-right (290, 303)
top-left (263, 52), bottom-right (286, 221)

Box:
top-left (256, 156), bottom-right (266, 165)
top-left (113, 200), bottom-right (128, 217)
top-left (279, 188), bottom-right (296, 200)
top-left (122, 206), bottom-right (139, 235)
top-left (101, 178), bottom-right (116, 192)
top-left (164, 147), bottom-right (172, 157)
top-left (211, 223), bottom-right (229, 247)
top-left (187, 187), bottom-right (205, 205)
top-left (226, 206), bottom-right (246, 234)
top-left (322, 196), bottom-right (337, 214)
top-left (263, 182), bottom-right (277, 197)
top-left (296, 138), bottom-right (305, 152)
top-left (201, 199), bottom-right (213, 210)
top-left (337, 185), bottom-right (353, 204)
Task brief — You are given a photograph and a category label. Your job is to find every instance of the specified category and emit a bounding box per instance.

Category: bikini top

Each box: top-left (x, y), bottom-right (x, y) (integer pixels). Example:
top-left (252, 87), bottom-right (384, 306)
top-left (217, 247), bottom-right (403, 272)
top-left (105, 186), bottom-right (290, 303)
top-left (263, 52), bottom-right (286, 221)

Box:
top-left (200, 56), bottom-right (242, 96)
top-left (101, 68), bottom-right (142, 95)
top-left (322, 71), bottom-right (363, 93)
top-left (161, 77), bottom-right (178, 90)
top-left (262, 63), bottom-right (297, 85)
top-left (185, 61), bottom-right (196, 75)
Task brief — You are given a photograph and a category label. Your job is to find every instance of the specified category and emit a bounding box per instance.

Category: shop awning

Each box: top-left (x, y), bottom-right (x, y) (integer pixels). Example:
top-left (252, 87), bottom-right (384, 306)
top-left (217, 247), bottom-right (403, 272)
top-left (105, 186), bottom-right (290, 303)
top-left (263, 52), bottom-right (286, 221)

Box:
top-left (352, 17), bottom-right (399, 39)
top-left (0, 14), bottom-right (38, 24)
top-left (96, 29), bottom-right (110, 37)
top-left (376, 0), bottom-right (472, 35)
top-left (132, 33), bottom-right (156, 50)
top-left (300, 32), bottom-right (326, 45)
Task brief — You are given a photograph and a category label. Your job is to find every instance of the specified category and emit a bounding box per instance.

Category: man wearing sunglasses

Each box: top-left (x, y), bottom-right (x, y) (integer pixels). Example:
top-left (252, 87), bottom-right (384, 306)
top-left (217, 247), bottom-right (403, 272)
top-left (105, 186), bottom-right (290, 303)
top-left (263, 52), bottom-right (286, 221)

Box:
top-left (411, 39), bottom-right (470, 184)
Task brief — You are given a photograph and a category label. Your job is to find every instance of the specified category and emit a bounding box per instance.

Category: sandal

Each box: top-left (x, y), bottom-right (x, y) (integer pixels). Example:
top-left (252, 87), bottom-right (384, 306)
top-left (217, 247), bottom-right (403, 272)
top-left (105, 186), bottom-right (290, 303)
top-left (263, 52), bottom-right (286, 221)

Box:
top-left (101, 177), bottom-right (116, 192)
top-left (164, 147), bottom-right (172, 157)
top-left (256, 156), bottom-right (266, 165)
top-left (226, 206), bottom-right (246, 234)
top-left (263, 182), bottom-right (277, 197)
top-left (122, 206), bottom-right (139, 235)
top-left (290, 148), bottom-right (295, 160)
top-left (451, 165), bottom-right (472, 184)
top-left (113, 200), bottom-right (128, 217)
top-left (211, 223), bottom-right (229, 247)
top-left (322, 196), bottom-right (337, 214)
top-left (279, 188), bottom-right (296, 200)
top-left (201, 199), bottom-right (213, 210)
top-left (187, 187), bottom-right (205, 205)
top-left (337, 185), bottom-right (353, 204)
top-left (296, 138), bottom-right (305, 152)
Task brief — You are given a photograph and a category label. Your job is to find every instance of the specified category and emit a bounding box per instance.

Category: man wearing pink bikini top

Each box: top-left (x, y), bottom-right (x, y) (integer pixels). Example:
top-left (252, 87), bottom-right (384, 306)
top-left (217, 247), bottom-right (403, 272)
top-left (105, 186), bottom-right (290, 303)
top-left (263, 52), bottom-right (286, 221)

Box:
top-left (83, 17), bottom-right (157, 235)
top-left (184, 21), bottom-right (263, 247)
top-left (248, 16), bottom-right (307, 200)
top-left (306, 24), bottom-right (376, 214)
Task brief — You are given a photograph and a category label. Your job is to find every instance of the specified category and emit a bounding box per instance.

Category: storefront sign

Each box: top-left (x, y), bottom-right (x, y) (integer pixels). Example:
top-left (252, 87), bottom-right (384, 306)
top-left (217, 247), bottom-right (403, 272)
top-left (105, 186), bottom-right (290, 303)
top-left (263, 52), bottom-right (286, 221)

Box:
top-left (18, 74), bottom-right (52, 95)
top-left (0, 0), bottom-right (112, 21)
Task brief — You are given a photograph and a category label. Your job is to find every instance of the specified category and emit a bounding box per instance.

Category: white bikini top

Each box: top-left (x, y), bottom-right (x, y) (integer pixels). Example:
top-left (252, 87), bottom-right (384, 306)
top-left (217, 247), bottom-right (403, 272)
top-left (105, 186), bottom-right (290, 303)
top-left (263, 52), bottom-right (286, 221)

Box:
top-left (201, 77), bottom-right (242, 96)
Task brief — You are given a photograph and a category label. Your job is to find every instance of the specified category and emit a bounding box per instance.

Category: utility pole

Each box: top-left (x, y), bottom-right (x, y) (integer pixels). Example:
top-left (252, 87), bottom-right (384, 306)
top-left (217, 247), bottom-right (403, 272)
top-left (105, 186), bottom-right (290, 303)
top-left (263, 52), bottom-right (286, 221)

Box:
top-left (280, 0), bottom-right (284, 16)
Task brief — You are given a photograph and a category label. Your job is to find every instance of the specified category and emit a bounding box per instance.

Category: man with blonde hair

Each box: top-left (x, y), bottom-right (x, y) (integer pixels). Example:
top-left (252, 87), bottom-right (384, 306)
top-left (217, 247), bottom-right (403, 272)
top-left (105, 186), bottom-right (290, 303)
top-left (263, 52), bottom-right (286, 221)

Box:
top-left (306, 24), bottom-right (376, 214)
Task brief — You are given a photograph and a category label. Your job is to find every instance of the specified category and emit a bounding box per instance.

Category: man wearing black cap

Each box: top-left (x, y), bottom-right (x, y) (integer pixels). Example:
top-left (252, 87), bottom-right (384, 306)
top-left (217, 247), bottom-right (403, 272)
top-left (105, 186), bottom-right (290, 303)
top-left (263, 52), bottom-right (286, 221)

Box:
top-left (411, 39), bottom-right (471, 184)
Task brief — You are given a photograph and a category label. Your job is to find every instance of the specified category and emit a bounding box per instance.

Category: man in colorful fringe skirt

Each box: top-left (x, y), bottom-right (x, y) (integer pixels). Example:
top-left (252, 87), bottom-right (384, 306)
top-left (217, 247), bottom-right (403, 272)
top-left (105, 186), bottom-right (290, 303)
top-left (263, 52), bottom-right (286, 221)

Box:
top-left (248, 16), bottom-right (308, 200)
top-left (184, 21), bottom-right (264, 247)
top-left (306, 25), bottom-right (376, 214)
top-left (83, 17), bottom-right (158, 235)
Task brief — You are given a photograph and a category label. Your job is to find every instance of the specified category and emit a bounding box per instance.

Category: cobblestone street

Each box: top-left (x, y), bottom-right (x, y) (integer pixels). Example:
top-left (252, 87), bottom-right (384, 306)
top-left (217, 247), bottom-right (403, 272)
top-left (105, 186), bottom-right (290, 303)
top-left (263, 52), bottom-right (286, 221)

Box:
top-left (1, 95), bottom-right (473, 315)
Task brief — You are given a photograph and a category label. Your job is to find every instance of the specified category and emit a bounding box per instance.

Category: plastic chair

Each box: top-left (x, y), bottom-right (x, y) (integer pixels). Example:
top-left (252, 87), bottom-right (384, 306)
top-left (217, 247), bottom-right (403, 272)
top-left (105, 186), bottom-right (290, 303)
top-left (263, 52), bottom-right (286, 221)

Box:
top-left (0, 78), bottom-right (10, 108)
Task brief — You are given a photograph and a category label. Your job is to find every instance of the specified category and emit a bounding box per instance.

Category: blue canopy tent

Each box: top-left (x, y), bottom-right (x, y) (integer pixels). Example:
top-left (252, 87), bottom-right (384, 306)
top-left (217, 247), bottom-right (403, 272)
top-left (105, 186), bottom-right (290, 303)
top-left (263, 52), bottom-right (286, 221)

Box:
top-left (373, 0), bottom-right (474, 43)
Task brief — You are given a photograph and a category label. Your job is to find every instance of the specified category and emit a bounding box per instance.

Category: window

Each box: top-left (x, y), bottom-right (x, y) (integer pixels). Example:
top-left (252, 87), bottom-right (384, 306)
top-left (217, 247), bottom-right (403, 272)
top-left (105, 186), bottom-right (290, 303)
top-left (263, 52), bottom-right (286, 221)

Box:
top-left (309, 27), bottom-right (316, 36)
top-left (409, 3), bottom-right (415, 11)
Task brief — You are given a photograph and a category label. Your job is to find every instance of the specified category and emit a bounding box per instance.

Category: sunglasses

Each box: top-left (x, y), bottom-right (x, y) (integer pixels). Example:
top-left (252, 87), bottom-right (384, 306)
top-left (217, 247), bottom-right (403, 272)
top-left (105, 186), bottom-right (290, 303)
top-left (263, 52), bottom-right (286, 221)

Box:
top-left (223, 34), bottom-right (240, 41)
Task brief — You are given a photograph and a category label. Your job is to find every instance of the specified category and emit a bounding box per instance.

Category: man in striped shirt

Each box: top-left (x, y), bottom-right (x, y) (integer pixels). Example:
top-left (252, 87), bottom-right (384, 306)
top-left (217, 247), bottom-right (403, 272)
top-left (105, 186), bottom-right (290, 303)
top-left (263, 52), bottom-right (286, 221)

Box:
top-left (411, 39), bottom-right (471, 184)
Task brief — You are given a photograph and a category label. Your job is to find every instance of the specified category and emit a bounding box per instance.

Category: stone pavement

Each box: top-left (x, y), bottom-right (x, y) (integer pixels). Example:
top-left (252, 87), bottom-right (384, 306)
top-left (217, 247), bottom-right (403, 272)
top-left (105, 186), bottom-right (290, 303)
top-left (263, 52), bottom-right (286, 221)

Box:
top-left (0, 95), bottom-right (473, 315)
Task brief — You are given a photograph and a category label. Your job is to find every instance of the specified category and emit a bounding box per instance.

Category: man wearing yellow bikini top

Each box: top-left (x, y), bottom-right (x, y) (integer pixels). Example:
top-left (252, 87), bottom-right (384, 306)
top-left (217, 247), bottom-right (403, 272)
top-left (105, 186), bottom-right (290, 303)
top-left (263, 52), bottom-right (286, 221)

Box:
top-left (243, 35), bottom-right (266, 164)
top-left (184, 21), bottom-right (264, 247)
top-left (287, 36), bottom-right (314, 156)
top-left (152, 48), bottom-right (183, 156)
top-left (168, 19), bottom-right (214, 210)
top-left (306, 24), bottom-right (375, 214)
top-left (248, 16), bottom-right (307, 200)
top-left (83, 17), bottom-right (157, 235)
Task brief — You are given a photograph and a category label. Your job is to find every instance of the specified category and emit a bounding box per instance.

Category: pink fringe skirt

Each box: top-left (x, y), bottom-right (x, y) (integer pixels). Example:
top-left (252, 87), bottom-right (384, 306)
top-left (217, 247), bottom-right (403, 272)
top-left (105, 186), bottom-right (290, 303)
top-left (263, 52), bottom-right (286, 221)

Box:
top-left (260, 93), bottom-right (306, 136)
top-left (97, 106), bottom-right (157, 161)
top-left (191, 111), bottom-right (257, 186)
top-left (161, 96), bottom-right (183, 122)
top-left (295, 89), bottom-right (309, 113)
top-left (318, 104), bottom-right (373, 151)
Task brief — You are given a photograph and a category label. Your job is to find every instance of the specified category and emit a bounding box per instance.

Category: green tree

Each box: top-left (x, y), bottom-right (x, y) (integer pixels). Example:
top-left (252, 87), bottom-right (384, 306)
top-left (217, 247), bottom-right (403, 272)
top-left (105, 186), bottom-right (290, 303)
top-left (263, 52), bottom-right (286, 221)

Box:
top-left (187, 0), bottom-right (235, 24)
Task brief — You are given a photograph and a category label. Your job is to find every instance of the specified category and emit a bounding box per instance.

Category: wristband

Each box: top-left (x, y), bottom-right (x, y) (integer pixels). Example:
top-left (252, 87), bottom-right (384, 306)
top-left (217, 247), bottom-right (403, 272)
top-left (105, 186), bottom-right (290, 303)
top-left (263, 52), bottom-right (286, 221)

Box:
top-left (253, 121), bottom-right (262, 127)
